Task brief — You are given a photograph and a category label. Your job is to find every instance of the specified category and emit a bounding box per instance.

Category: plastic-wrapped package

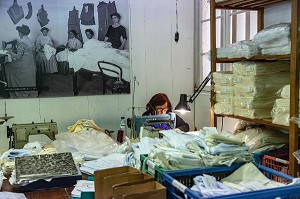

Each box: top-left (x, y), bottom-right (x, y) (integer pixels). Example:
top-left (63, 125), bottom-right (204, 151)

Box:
top-left (52, 130), bottom-right (120, 160)
top-left (272, 112), bottom-right (290, 126)
top-left (259, 36), bottom-right (290, 49)
top-left (212, 71), bottom-right (234, 86)
top-left (276, 84), bottom-right (300, 99)
top-left (277, 85), bottom-right (290, 98)
top-left (215, 93), bottom-right (234, 104)
top-left (233, 84), bottom-right (279, 97)
top-left (227, 40), bottom-right (261, 59)
top-left (261, 43), bottom-right (291, 55)
top-left (234, 127), bottom-right (289, 153)
top-left (233, 61), bottom-right (290, 76)
top-left (206, 40), bottom-right (260, 60)
top-left (253, 23), bottom-right (290, 44)
top-left (233, 96), bottom-right (276, 109)
top-left (233, 72), bottom-right (289, 86)
top-left (214, 85), bottom-right (234, 95)
top-left (214, 102), bottom-right (234, 115)
top-left (272, 98), bottom-right (290, 114)
top-left (233, 120), bottom-right (259, 134)
top-left (234, 107), bottom-right (272, 119)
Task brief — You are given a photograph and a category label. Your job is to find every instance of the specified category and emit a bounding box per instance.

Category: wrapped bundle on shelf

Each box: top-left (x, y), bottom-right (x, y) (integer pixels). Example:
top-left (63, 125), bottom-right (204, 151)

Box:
top-left (261, 43), bottom-right (291, 55)
top-left (233, 84), bottom-right (279, 98)
top-left (216, 94), bottom-right (234, 104)
top-left (277, 84), bottom-right (300, 99)
top-left (234, 126), bottom-right (289, 153)
top-left (212, 71), bottom-right (234, 86)
top-left (233, 96), bottom-right (276, 109)
top-left (253, 23), bottom-right (290, 45)
top-left (214, 102), bottom-right (234, 115)
top-left (232, 61), bottom-right (290, 76)
top-left (271, 98), bottom-right (300, 126)
top-left (234, 107), bottom-right (272, 119)
top-left (233, 72), bottom-right (289, 86)
top-left (207, 40), bottom-right (260, 59)
top-left (253, 23), bottom-right (291, 56)
top-left (227, 40), bottom-right (261, 59)
top-left (214, 85), bottom-right (234, 95)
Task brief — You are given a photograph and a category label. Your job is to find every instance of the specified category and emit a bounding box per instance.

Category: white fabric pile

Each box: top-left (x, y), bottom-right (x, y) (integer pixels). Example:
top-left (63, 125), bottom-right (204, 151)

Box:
top-left (234, 126), bottom-right (289, 153)
top-left (253, 23), bottom-right (291, 55)
top-left (213, 72), bottom-right (234, 115)
top-left (189, 128), bottom-right (251, 167)
top-left (55, 39), bottom-right (130, 81)
top-left (144, 128), bottom-right (251, 170)
top-left (190, 162), bottom-right (297, 198)
top-left (208, 40), bottom-right (260, 59)
top-left (271, 85), bottom-right (300, 126)
top-left (231, 61), bottom-right (290, 119)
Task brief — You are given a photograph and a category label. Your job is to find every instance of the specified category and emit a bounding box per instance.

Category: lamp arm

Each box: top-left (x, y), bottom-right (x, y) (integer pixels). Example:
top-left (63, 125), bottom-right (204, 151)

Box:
top-left (188, 71), bottom-right (211, 103)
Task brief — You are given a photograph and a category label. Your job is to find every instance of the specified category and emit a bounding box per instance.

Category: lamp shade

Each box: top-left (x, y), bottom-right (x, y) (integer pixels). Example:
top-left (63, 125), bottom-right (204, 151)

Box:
top-left (174, 94), bottom-right (191, 113)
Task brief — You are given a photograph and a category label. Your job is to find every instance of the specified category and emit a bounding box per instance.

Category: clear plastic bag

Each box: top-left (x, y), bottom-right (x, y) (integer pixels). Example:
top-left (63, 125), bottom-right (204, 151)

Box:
top-left (253, 23), bottom-right (290, 44)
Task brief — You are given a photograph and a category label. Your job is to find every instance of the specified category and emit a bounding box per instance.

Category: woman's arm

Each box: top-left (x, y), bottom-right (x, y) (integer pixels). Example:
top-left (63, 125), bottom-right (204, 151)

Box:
top-left (7, 41), bottom-right (25, 61)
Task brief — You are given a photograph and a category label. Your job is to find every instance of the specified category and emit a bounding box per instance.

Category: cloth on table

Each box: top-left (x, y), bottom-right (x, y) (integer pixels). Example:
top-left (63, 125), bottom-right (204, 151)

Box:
top-left (55, 40), bottom-right (130, 82)
top-left (68, 119), bottom-right (102, 133)
top-left (52, 130), bottom-right (119, 160)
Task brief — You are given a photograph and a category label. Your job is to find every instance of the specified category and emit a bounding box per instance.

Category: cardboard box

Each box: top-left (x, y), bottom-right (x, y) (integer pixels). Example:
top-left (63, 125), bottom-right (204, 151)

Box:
top-left (113, 181), bottom-right (166, 199)
top-left (94, 166), bottom-right (154, 199)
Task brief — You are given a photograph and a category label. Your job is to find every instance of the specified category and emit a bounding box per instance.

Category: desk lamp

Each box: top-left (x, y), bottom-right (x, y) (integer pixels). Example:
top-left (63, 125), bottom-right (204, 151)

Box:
top-left (175, 71), bottom-right (211, 113)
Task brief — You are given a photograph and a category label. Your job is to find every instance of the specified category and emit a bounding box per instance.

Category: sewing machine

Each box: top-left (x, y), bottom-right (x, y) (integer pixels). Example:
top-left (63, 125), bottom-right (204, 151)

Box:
top-left (2, 40), bottom-right (18, 53)
top-left (133, 112), bottom-right (176, 138)
top-left (7, 121), bottom-right (58, 149)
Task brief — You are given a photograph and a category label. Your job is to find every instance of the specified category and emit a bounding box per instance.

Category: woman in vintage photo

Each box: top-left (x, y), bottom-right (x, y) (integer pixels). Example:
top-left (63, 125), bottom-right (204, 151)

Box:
top-left (104, 12), bottom-right (127, 50)
top-left (5, 24), bottom-right (38, 98)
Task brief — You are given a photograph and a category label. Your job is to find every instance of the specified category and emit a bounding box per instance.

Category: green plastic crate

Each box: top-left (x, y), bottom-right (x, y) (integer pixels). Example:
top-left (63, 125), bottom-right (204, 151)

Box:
top-left (140, 154), bottom-right (169, 183)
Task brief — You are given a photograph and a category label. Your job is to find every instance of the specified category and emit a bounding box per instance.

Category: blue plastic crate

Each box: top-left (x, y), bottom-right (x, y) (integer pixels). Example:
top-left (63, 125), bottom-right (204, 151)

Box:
top-left (162, 164), bottom-right (300, 199)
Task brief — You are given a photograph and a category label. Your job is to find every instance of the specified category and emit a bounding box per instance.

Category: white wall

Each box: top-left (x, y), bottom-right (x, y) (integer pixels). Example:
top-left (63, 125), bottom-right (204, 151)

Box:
top-left (0, 0), bottom-right (194, 150)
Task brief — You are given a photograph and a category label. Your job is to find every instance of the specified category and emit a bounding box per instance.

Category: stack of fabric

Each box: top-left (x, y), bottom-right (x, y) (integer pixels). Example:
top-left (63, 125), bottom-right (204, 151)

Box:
top-left (213, 71), bottom-right (235, 115)
top-left (253, 23), bottom-right (291, 55)
top-left (188, 128), bottom-right (252, 167)
top-left (232, 61), bottom-right (290, 119)
top-left (146, 128), bottom-right (251, 170)
top-left (272, 84), bottom-right (300, 126)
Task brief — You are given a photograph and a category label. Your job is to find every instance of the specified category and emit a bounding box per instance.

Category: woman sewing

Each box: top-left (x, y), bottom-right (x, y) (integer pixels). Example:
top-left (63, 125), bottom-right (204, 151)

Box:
top-left (5, 24), bottom-right (37, 98)
top-left (143, 93), bottom-right (190, 132)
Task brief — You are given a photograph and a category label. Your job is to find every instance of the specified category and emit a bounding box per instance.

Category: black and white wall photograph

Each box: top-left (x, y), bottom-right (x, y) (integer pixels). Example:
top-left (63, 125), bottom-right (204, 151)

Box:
top-left (0, 0), bottom-right (130, 98)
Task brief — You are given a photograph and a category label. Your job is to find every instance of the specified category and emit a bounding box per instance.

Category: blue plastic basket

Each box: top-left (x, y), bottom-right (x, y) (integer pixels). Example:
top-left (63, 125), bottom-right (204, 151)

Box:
top-left (162, 164), bottom-right (300, 199)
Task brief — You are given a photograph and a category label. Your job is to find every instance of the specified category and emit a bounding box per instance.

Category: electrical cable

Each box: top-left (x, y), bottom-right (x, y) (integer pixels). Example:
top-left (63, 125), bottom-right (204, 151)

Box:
top-left (175, 0), bottom-right (179, 42)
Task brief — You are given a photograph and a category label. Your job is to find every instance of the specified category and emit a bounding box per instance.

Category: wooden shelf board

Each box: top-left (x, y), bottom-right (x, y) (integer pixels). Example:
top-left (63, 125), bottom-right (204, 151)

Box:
top-left (215, 114), bottom-right (292, 130)
top-left (215, 0), bottom-right (288, 10)
top-left (216, 54), bottom-right (290, 63)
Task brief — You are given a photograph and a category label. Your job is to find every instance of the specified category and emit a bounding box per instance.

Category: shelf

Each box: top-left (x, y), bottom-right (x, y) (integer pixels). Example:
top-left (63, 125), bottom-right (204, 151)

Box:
top-left (211, 0), bottom-right (299, 176)
top-left (215, 114), bottom-right (292, 130)
top-left (216, 54), bottom-right (290, 63)
top-left (215, 0), bottom-right (288, 10)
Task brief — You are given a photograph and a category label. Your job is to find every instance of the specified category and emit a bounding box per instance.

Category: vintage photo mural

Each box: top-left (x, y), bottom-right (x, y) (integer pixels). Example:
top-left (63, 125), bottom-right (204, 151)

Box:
top-left (0, 0), bottom-right (130, 98)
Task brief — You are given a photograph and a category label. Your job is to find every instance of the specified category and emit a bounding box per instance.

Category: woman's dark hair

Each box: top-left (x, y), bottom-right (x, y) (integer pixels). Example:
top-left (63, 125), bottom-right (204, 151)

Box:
top-left (111, 12), bottom-right (121, 19)
top-left (69, 30), bottom-right (77, 36)
top-left (85, 29), bottom-right (94, 37)
top-left (145, 93), bottom-right (172, 115)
